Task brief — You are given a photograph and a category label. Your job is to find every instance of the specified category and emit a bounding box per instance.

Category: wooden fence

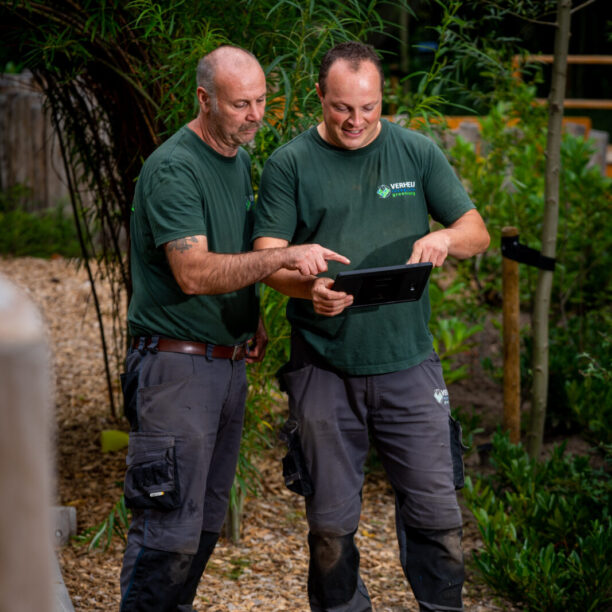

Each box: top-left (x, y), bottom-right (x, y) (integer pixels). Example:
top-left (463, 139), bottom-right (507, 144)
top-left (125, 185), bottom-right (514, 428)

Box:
top-left (0, 71), bottom-right (69, 212)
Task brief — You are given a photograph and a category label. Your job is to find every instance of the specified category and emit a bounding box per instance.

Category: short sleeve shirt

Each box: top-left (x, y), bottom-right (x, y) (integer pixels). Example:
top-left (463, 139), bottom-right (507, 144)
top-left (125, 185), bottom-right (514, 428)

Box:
top-left (253, 119), bottom-right (474, 374)
top-left (128, 125), bottom-right (259, 345)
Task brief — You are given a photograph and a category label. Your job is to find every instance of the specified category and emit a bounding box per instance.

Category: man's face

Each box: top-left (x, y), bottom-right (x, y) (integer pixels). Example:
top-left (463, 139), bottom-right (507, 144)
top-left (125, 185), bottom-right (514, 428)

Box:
top-left (199, 62), bottom-right (266, 154)
top-left (316, 59), bottom-right (382, 150)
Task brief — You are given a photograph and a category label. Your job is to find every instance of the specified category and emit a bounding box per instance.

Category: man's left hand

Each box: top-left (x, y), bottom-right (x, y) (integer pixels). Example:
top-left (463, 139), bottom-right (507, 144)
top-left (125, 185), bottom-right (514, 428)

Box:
top-left (408, 210), bottom-right (490, 266)
top-left (407, 230), bottom-right (451, 267)
top-left (246, 317), bottom-right (268, 363)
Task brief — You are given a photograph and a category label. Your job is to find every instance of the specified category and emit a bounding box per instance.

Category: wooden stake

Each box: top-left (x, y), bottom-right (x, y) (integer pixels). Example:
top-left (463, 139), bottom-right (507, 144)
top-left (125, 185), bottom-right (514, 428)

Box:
top-left (502, 227), bottom-right (521, 444)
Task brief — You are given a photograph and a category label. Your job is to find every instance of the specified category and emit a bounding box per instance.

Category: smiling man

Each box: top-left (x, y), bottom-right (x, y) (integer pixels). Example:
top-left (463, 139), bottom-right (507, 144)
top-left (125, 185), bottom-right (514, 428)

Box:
top-left (253, 41), bottom-right (490, 611)
top-left (119, 45), bottom-right (348, 612)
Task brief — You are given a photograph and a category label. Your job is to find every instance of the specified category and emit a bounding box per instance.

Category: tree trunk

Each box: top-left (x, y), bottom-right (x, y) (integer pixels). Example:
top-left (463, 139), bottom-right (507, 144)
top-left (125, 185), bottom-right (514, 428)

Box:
top-left (527, 0), bottom-right (572, 459)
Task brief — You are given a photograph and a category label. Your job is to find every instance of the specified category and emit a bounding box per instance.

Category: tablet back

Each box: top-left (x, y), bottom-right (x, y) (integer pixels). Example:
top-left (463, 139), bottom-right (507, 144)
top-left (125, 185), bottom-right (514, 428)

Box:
top-left (332, 262), bottom-right (432, 308)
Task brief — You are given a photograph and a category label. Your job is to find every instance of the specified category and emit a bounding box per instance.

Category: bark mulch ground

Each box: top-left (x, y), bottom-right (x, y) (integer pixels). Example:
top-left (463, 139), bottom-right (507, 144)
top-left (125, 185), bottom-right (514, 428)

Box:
top-left (0, 256), bottom-right (520, 611)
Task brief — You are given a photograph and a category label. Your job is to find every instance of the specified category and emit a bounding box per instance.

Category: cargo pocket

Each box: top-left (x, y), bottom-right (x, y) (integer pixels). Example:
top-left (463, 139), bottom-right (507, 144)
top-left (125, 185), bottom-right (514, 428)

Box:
top-left (449, 416), bottom-right (469, 490)
top-left (120, 369), bottom-right (140, 429)
top-left (124, 432), bottom-right (181, 511)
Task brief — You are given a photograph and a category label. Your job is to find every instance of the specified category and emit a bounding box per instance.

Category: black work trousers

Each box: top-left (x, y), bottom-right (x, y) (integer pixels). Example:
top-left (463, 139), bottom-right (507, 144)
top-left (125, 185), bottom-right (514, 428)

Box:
top-left (119, 347), bottom-right (247, 611)
top-left (281, 334), bottom-right (466, 611)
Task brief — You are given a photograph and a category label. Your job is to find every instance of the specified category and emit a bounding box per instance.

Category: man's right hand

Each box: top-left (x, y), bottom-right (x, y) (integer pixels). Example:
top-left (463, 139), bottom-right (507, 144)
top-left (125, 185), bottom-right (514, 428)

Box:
top-left (285, 244), bottom-right (350, 276)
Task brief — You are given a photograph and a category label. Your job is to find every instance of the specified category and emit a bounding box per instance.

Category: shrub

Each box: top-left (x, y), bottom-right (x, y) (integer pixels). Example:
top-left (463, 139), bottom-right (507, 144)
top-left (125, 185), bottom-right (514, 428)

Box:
top-left (464, 431), bottom-right (612, 611)
top-left (0, 185), bottom-right (81, 258)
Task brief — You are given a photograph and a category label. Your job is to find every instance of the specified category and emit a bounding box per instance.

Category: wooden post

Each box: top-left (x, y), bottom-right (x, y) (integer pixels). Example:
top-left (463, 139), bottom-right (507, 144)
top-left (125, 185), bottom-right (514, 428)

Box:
top-left (0, 275), bottom-right (54, 611)
top-left (502, 227), bottom-right (521, 444)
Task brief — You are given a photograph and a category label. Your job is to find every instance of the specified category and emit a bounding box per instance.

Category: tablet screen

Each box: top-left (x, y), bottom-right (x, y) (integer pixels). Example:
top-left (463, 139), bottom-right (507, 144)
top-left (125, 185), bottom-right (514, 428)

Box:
top-left (332, 262), bottom-right (432, 308)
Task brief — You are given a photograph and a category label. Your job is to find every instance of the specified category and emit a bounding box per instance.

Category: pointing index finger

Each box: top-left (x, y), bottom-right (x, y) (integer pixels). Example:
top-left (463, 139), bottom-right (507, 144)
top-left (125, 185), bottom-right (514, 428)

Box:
top-left (323, 248), bottom-right (350, 265)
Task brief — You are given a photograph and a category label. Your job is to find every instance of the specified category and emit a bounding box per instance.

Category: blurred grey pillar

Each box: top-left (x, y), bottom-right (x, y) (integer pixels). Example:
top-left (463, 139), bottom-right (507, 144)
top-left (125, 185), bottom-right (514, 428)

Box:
top-left (0, 275), bottom-right (54, 612)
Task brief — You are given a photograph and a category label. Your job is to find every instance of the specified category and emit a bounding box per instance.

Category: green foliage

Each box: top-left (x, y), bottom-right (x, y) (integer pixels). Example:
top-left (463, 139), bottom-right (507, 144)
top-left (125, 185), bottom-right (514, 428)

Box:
top-left (452, 405), bottom-right (483, 454)
top-left (394, 0), bottom-right (474, 119)
top-left (518, 294), bottom-right (612, 440)
top-left (464, 431), bottom-right (612, 611)
top-left (77, 492), bottom-right (130, 552)
top-left (429, 278), bottom-right (484, 385)
top-left (449, 79), bottom-right (612, 311)
top-left (445, 68), bottom-right (612, 438)
top-left (246, 0), bottom-right (411, 181)
top-left (564, 323), bottom-right (612, 444)
top-left (0, 185), bottom-right (81, 258)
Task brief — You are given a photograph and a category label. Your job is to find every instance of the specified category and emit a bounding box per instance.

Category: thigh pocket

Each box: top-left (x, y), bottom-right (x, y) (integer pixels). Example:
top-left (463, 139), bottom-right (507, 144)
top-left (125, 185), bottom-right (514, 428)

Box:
top-left (124, 432), bottom-right (181, 511)
top-left (449, 417), bottom-right (469, 490)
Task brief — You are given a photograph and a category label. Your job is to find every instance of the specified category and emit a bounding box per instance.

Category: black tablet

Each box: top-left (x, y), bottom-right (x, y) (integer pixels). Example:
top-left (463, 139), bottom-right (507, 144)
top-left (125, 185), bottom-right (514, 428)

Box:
top-left (332, 262), bottom-right (432, 308)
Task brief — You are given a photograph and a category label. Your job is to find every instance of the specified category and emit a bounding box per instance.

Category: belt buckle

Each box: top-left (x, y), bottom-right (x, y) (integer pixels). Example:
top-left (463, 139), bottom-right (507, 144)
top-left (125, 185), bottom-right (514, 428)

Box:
top-left (231, 344), bottom-right (240, 360)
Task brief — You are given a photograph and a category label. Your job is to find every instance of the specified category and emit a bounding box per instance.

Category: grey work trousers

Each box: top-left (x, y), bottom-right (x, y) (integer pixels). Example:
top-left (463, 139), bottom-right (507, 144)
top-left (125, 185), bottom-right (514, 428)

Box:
top-left (281, 334), bottom-right (465, 611)
top-left (119, 346), bottom-right (247, 611)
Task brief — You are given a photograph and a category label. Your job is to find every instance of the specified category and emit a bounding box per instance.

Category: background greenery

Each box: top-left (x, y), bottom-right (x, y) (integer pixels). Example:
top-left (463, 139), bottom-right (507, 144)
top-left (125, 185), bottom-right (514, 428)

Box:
top-left (1, 0), bottom-right (610, 608)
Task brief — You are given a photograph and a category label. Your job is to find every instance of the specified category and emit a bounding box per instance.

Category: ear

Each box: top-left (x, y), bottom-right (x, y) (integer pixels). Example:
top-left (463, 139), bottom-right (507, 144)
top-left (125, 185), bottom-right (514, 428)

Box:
top-left (196, 86), bottom-right (211, 111)
top-left (315, 82), bottom-right (324, 102)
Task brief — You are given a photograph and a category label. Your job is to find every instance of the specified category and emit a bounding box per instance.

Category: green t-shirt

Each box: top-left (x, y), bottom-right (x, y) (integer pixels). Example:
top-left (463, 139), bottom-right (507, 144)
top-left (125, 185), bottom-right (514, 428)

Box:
top-left (253, 119), bottom-right (474, 375)
top-left (128, 125), bottom-right (259, 345)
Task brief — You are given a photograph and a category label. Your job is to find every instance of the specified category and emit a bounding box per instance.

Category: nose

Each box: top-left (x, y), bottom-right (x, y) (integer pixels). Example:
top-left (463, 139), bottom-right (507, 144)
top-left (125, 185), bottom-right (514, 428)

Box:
top-left (347, 109), bottom-right (363, 126)
top-left (246, 101), bottom-right (265, 122)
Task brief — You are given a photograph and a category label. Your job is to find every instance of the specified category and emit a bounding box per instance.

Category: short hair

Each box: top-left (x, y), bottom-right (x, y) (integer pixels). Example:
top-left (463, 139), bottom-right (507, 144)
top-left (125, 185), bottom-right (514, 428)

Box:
top-left (318, 41), bottom-right (384, 96)
top-left (196, 45), bottom-right (258, 98)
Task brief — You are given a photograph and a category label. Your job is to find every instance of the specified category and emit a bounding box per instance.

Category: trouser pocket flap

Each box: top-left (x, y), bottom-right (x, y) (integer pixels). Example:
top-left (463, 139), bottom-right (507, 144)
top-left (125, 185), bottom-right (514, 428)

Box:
top-left (124, 432), bottom-right (180, 510)
top-left (279, 419), bottom-right (314, 497)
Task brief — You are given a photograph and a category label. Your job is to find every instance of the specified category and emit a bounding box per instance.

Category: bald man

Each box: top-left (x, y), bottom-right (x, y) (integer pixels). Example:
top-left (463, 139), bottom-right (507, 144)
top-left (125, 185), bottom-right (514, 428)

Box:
top-left (119, 45), bottom-right (348, 611)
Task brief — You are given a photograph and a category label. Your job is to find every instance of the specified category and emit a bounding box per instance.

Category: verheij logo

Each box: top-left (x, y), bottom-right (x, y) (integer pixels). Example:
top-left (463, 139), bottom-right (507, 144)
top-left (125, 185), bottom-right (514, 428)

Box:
top-left (377, 184), bottom-right (391, 199)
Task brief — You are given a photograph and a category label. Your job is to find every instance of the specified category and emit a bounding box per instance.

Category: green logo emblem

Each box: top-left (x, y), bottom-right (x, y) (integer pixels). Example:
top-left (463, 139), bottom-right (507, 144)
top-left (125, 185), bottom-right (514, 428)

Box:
top-left (377, 185), bottom-right (391, 199)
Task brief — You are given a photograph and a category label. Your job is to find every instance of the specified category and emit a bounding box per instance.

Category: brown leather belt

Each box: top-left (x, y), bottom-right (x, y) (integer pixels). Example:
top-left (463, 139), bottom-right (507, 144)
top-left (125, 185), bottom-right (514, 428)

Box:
top-left (132, 337), bottom-right (248, 360)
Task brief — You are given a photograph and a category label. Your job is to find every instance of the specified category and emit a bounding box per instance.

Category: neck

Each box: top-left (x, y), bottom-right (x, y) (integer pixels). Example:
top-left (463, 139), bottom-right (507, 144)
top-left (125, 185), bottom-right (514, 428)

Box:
top-left (187, 115), bottom-right (238, 157)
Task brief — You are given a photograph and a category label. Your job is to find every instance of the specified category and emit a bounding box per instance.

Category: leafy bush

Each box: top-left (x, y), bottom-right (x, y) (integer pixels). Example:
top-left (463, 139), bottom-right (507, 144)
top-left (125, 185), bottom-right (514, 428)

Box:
top-left (0, 185), bottom-right (81, 258)
top-left (449, 84), bottom-right (612, 314)
top-left (429, 278), bottom-right (485, 385)
top-left (464, 431), bottom-right (612, 611)
top-left (447, 77), bottom-right (612, 440)
top-left (565, 324), bottom-right (612, 445)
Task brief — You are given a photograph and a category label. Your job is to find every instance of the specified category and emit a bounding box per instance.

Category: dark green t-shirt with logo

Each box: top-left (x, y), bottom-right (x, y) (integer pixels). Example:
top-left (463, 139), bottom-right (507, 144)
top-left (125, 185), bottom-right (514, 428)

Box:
top-left (128, 125), bottom-right (259, 345)
top-left (253, 119), bottom-right (474, 375)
